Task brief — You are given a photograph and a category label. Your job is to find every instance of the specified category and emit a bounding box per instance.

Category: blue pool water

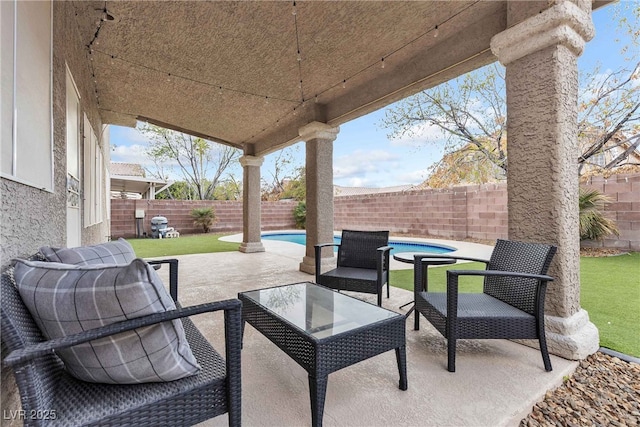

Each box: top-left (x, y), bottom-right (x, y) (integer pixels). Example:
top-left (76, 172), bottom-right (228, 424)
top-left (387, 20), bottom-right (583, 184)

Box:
top-left (261, 232), bottom-right (455, 255)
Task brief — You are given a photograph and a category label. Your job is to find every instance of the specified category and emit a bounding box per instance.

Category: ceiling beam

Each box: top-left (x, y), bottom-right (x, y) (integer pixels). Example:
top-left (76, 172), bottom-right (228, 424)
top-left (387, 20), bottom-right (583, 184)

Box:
top-left (136, 116), bottom-right (243, 149)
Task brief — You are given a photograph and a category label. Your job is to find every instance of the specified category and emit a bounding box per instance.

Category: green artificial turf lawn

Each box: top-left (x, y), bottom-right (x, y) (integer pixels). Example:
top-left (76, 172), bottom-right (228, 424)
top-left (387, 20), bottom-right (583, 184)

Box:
top-left (390, 262), bottom-right (487, 293)
top-left (580, 252), bottom-right (639, 357)
top-left (390, 253), bottom-right (640, 357)
top-left (126, 234), bottom-right (239, 258)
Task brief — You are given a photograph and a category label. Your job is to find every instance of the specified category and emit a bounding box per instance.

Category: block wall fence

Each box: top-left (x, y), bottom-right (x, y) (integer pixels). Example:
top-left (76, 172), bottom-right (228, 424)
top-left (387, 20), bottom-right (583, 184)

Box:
top-left (580, 173), bottom-right (640, 251)
top-left (110, 200), bottom-right (299, 237)
top-left (110, 173), bottom-right (640, 250)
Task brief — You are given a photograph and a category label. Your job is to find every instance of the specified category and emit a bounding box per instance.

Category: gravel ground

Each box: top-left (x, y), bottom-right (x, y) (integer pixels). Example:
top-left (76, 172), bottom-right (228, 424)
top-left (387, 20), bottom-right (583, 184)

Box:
top-left (520, 352), bottom-right (640, 426)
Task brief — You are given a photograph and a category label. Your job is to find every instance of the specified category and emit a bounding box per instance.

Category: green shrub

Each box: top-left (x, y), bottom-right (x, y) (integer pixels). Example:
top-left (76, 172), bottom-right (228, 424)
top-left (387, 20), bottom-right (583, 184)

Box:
top-left (579, 188), bottom-right (619, 241)
top-left (293, 201), bottom-right (306, 229)
top-left (190, 207), bottom-right (216, 233)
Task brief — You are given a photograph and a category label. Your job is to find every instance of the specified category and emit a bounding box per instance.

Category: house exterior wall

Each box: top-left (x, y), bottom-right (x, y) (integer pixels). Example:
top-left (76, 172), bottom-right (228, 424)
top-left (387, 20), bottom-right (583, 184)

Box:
top-left (1, 2), bottom-right (109, 261)
top-left (1, 3), bottom-right (110, 424)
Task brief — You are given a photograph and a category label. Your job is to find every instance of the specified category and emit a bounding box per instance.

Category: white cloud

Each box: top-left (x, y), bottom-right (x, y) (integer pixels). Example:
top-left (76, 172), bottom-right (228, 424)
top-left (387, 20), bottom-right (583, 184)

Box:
top-left (389, 122), bottom-right (444, 147)
top-left (396, 168), bottom-right (430, 185)
top-left (110, 142), bottom-right (185, 179)
top-left (111, 125), bottom-right (151, 146)
top-left (110, 143), bottom-right (149, 165)
top-left (109, 125), bottom-right (184, 178)
top-left (109, 125), bottom-right (154, 166)
top-left (346, 177), bottom-right (371, 187)
top-left (334, 149), bottom-right (399, 180)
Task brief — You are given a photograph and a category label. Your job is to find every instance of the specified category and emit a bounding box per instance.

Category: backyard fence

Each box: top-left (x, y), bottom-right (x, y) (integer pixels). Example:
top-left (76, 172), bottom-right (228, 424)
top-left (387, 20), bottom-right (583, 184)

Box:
top-left (110, 173), bottom-right (639, 250)
top-left (580, 173), bottom-right (639, 251)
top-left (110, 199), bottom-right (298, 238)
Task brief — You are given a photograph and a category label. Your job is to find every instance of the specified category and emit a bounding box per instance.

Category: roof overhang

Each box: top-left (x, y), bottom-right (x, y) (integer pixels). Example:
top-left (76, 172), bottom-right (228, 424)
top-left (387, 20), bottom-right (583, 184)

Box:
top-left (110, 175), bottom-right (171, 196)
top-left (69, 1), bottom-right (611, 156)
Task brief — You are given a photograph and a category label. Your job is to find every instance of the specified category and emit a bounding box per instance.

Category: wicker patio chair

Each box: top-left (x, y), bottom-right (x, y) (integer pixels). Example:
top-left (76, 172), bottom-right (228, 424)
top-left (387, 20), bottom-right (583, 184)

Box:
top-left (315, 230), bottom-right (392, 306)
top-left (413, 239), bottom-right (557, 372)
top-left (1, 254), bottom-right (242, 427)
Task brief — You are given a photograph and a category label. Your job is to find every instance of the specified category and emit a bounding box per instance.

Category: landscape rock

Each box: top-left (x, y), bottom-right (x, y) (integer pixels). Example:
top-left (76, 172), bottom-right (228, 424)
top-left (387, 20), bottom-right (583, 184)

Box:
top-left (520, 352), bottom-right (640, 426)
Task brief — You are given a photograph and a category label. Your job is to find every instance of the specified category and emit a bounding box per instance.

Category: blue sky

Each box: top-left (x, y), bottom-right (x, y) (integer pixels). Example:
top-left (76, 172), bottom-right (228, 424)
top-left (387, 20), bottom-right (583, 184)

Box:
top-left (110, 3), bottom-right (636, 188)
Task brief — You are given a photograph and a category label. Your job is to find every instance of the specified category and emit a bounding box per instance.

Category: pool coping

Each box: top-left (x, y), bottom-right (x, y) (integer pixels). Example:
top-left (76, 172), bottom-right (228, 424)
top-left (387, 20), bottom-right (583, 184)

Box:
top-left (221, 230), bottom-right (494, 270)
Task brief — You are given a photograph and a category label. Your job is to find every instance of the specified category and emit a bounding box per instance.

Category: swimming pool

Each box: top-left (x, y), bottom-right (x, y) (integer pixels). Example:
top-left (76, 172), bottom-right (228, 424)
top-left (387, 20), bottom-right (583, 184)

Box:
top-left (261, 232), bottom-right (455, 255)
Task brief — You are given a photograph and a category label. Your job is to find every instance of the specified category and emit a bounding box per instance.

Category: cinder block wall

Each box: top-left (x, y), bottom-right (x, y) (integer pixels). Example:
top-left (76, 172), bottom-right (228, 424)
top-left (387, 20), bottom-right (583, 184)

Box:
top-left (334, 184), bottom-right (508, 241)
top-left (581, 173), bottom-right (640, 251)
top-left (334, 175), bottom-right (638, 250)
top-left (110, 199), bottom-right (298, 238)
top-left (110, 173), bottom-right (638, 250)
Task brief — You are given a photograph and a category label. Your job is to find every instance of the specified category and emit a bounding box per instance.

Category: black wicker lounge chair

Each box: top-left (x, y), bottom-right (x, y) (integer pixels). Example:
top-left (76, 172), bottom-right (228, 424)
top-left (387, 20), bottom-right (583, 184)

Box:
top-left (413, 239), bottom-right (557, 372)
top-left (315, 230), bottom-right (392, 306)
top-left (1, 255), bottom-right (242, 427)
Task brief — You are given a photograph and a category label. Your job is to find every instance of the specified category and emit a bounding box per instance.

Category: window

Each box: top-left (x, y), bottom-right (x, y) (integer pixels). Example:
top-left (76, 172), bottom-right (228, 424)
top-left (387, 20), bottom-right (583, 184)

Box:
top-left (1, 0), bottom-right (53, 191)
top-left (83, 116), bottom-right (106, 227)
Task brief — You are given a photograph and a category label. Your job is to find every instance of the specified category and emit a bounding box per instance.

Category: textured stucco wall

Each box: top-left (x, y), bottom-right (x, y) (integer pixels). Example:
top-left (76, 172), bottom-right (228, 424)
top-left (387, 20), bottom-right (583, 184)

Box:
top-left (304, 136), bottom-right (335, 258)
top-left (1, 2), bottom-right (109, 261)
top-left (1, 3), bottom-right (110, 425)
top-left (506, 44), bottom-right (581, 319)
top-left (240, 155), bottom-right (265, 252)
top-left (496, 0), bottom-right (600, 360)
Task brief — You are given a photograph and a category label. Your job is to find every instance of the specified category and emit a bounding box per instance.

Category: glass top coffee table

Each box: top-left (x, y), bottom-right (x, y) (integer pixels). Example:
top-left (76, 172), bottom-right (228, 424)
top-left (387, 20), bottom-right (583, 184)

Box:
top-left (239, 282), bottom-right (407, 427)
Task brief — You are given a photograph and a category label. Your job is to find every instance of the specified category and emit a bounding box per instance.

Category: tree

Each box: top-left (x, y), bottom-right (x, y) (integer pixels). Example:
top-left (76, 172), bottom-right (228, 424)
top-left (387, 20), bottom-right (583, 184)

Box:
top-left (140, 124), bottom-right (241, 200)
top-left (383, 64), bottom-right (508, 188)
top-left (424, 141), bottom-right (506, 188)
top-left (261, 145), bottom-right (305, 201)
top-left (213, 177), bottom-right (242, 200)
top-left (382, 5), bottom-right (639, 187)
top-left (280, 166), bottom-right (306, 201)
top-left (293, 201), bottom-right (306, 229)
top-left (577, 64), bottom-right (640, 174)
top-left (155, 180), bottom-right (199, 200)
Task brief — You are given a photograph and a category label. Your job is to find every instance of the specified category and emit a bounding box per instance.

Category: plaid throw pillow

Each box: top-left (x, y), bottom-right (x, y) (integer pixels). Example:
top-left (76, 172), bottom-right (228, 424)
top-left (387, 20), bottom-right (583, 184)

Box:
top-left (13, 258), bottom-right (201, 384)
top-left (40, 238), bottom-right (136, 265)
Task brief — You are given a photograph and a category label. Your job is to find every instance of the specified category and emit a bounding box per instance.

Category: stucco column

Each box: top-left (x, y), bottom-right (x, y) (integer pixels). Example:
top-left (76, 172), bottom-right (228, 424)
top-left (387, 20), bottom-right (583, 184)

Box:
top-left (239, 155), bottom-right (265, 253)
top-left (491, 1), bottom-right (599, 359)
top-left (299, 122), bottom-right (340, 274)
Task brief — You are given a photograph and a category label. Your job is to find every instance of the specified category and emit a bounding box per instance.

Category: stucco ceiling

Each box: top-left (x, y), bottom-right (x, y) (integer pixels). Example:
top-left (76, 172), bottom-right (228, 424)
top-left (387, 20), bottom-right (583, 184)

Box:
top-left (72, 1), bottom-right (515, 155)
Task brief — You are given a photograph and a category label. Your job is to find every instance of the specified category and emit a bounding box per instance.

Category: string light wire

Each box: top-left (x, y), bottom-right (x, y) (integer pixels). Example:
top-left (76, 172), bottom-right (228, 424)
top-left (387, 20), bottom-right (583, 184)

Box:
top-left (312, 1), bottom-right (480, 98)
top-left (80, 1), bottom-right (482, 142)
top-left (292, 1), bottom-right (305, 102)
top-left (90, 49), bottom-right (300, 104)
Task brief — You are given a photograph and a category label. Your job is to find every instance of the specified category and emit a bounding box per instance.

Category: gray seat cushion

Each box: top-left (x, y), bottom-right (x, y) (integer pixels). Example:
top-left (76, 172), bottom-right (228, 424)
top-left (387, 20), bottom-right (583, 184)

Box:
top-left (422, 292), bottom-right (533, 319)
top-left (321, 266), bottom-right (378, 282)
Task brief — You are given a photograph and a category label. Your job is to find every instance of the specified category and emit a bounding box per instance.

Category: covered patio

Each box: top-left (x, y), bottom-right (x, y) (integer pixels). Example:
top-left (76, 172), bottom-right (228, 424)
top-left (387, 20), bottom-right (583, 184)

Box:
top-left (151, 239), bottom-right (576, 426)
top-left (1, 0), bottom-right (609, 423)
top-left (72, 0), bottom-right (603, 361)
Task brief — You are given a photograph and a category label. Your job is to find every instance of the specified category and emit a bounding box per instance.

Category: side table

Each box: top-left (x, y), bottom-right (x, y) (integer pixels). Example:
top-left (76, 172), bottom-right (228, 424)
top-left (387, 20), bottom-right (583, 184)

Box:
top-left (392, 253), bottom-right (456, 326)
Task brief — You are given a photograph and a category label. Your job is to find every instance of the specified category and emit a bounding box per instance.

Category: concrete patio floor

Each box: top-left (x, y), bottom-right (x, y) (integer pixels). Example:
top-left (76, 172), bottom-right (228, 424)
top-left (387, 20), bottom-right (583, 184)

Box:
top-left (152, 236), bottom-right (577, 427)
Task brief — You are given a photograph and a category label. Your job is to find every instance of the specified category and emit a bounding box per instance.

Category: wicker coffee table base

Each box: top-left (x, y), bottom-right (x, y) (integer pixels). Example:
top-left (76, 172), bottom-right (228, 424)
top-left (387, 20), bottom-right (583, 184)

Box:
top-left (239, 285), bottom-right (407, 427)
